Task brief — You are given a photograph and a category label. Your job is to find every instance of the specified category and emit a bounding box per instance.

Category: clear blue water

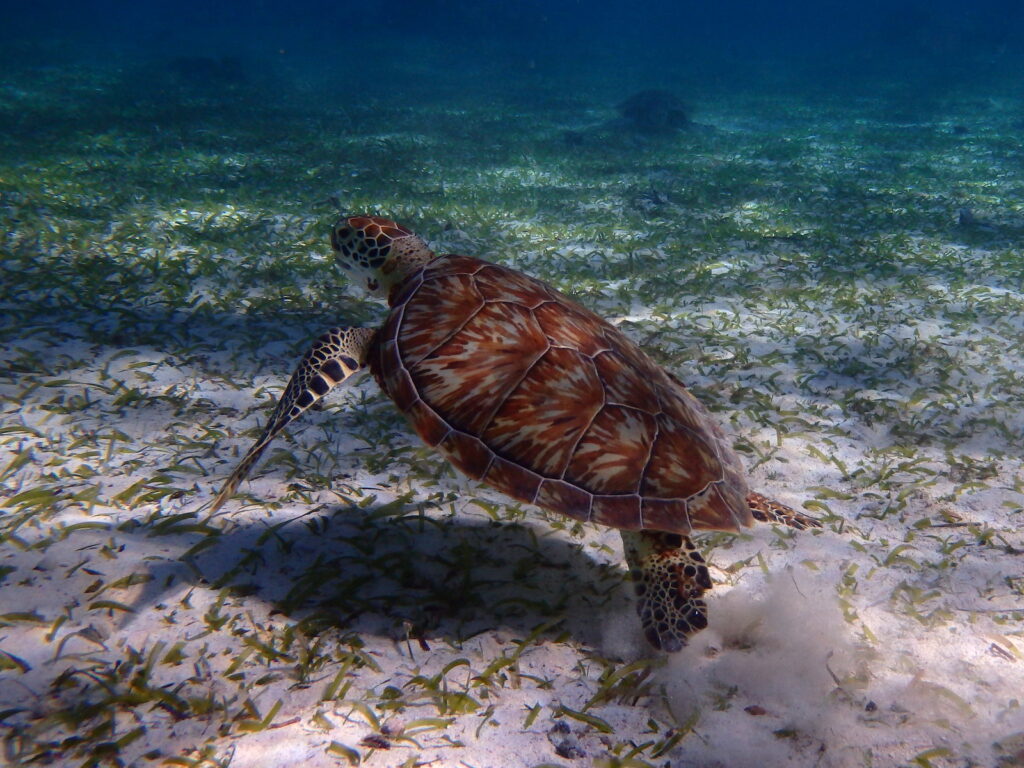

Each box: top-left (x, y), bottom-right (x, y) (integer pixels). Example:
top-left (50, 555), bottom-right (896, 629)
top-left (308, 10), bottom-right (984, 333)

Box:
top-left (4, 0), bottom-right (1022, 86)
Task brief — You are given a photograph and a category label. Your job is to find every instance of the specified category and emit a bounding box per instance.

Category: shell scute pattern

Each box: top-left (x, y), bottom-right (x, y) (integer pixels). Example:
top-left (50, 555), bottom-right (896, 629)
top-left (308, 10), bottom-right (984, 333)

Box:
top-left (533, 301), bottom-right (613, 358)
top-left (412, 253), bottom-right (488, 282)
top-left (592, 495), bottom-right (643, 530)
top-left (686, 484), bottom-right (736, 531)
top-left (594, 350), bottom-right (656, 407)
top-left (483, 456), bottom-right (544, 502)
top-left (372, 255), bottom-right (752, 535)
top-left (439, 431), bottom-right (493, 480)
top-left (473, 264), bottom-right (555, 309)
top-left (404, 399), bottom-right (449, 447)
top-left (378, 338), bottom-right (418, 411)
top-left (535, 479), bottom-right (592, 519)
top-left (483, 346), bottom-right (603, 477)
top-left (398, 273), bottom-right (485, 365)
top-left (564, 405), bottom-right (657, 494)
top-left (410, 301), bottom-right (549, 435)
top-left (641, 498), bottom-right (691, 533)
top-left (642, 414), bottom-right (718, 496)
top-left (659, 380), bottom-right (722, 438)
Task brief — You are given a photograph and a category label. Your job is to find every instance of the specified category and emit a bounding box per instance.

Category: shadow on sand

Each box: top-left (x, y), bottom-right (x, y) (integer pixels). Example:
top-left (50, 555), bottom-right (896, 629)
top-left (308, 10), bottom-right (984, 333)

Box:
top-left (117, 499), bottom-right (628, 650)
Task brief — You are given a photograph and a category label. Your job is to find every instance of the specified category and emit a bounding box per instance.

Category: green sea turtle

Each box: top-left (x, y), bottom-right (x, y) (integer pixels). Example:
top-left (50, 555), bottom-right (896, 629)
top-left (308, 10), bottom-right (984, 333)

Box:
top-left (211, 216), bottom-right (819, 651)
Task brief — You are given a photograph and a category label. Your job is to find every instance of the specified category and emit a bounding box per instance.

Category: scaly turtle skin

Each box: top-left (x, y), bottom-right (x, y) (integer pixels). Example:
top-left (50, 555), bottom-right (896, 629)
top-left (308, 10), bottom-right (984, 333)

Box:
top-left (212, 216), bottom-right (820, 652)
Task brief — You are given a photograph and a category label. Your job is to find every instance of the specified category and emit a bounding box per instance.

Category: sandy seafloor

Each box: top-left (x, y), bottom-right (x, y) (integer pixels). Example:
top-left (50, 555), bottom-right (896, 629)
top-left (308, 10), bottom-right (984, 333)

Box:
top-left (1, 47), bottom-right (1024, 768)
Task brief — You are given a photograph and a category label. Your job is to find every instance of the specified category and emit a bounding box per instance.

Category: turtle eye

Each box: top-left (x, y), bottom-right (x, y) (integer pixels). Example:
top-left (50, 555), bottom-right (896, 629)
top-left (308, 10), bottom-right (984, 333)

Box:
top-left (367, 278), bottom-right (379, 291)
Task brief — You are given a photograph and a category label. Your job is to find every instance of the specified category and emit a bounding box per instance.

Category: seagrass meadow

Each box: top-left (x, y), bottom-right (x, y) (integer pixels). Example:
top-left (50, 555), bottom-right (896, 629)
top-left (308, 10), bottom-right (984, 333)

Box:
top-left (2, 47), bottom-right (1024, 768)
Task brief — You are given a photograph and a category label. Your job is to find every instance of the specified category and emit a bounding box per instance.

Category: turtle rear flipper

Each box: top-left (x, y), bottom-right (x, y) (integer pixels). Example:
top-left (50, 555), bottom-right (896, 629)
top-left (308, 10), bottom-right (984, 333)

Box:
top-left (621, 530), bottom-right (711, 652)
top-left (747, 491), bottom-right (821, 531)
top-left (210, 326), bottom-right (375, 513)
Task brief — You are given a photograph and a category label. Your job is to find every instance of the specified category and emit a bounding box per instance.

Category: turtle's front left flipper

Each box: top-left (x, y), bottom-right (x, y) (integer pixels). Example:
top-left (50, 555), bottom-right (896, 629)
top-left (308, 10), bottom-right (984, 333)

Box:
top-left (210, 326), bottom-right (376, 513)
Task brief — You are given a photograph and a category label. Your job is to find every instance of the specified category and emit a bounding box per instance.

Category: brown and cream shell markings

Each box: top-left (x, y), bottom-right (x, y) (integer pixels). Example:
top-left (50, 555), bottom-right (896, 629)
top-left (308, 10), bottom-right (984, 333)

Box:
top-left (374, 254), bottom-right (751, 535)
top-left (212, 215), bottom-right (820, 652)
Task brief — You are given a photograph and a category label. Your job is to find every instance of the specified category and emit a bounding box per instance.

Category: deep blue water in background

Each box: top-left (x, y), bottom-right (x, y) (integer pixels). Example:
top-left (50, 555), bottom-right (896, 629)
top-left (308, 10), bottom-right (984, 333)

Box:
top-left (3, 0), bottom-right (1022, 94)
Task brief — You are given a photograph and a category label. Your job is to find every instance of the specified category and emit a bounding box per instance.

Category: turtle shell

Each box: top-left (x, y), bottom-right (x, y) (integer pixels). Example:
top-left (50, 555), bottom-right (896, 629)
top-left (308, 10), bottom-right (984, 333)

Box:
top-left (369, 255), bottom-right (752, 535)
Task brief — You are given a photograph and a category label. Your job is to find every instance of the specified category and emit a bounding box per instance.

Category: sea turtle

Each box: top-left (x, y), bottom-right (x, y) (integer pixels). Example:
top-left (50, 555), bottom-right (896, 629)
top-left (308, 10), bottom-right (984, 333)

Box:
top-left (211, 216), bottom-right (820, 651)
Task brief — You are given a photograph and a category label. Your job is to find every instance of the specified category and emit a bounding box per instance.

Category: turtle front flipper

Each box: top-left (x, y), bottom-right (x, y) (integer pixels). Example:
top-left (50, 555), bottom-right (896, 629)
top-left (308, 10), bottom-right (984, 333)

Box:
top-left (210, 326), bottom-right (376, 513)
top-left (621, 530), bottom-right (711, 652)
top-left (747, 491), bottom-right (821, 531)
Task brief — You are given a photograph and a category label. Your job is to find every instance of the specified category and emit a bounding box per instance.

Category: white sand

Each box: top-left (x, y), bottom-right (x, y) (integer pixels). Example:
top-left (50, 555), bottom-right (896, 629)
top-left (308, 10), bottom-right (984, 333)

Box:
top-left (3, 247), bottom-right (1023, 768)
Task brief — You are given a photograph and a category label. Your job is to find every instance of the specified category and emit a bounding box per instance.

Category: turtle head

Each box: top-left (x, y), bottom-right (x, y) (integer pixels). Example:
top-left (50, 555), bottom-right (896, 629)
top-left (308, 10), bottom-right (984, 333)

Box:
top-left (331, 215), bottom-right (435, 301)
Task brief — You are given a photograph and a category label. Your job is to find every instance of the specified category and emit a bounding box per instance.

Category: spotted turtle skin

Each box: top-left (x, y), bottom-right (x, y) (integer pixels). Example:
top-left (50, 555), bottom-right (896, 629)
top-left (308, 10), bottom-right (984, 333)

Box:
top-left (370, 254), bottom-right (754, 535)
